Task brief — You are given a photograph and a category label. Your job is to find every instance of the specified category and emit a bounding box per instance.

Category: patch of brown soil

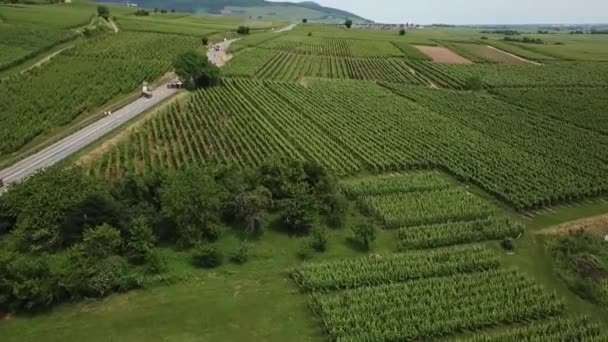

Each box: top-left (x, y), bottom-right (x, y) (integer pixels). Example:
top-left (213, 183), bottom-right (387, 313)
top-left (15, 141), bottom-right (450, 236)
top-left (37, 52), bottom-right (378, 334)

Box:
top-left (415, 45), bottom-right (473, 64)
top-left (542, 214), bottom-right (608, 236)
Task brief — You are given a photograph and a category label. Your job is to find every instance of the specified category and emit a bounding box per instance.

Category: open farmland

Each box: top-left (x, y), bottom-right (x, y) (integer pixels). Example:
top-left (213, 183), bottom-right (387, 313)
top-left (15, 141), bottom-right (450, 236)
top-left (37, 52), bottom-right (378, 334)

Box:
top-left (0, 32), bottom-right (198, 157)
top-left (3, 4), bottom-right (608, 342)
top-left (452, 42), bottom-right (529, 63)
top-left (88, 77), bottom-right (608, 210)
top-left (0, 3), bottom-right (93, 71)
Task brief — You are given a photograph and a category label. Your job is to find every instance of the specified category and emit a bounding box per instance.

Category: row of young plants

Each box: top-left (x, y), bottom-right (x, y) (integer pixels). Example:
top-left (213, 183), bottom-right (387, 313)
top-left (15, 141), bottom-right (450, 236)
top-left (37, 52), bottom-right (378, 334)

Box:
top-left (340, 172), bottom-right (452, 198)
top-left (254, 51), bottom-right (429, 84)
top-left (358, 187), bottom-right (496, 228)
top-left (309, 268), bottom-right (565, 341)
top-left (258, 35), bottom-right (405, 58)
top-left (0, 32), bottom-right (198, 157)
top-left (454, 316), bottom-right (606, 341)
top-left (291, 245), bottom-right (499, 292)
top-left (398, 217), bottom-right (524, 250)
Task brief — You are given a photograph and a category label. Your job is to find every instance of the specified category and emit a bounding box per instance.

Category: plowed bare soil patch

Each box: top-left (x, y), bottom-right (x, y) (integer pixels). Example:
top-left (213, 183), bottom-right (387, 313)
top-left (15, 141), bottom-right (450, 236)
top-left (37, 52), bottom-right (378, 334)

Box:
top-left (415, 45), bottom-right (473, 64)
top-left (542, 214), bottom-right (608, 236)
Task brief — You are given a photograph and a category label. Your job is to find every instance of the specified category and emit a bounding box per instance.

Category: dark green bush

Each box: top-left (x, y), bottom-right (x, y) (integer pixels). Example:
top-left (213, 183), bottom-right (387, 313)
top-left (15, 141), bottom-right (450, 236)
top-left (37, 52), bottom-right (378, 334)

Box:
top-left (191, 245), bottom-right (223, 268)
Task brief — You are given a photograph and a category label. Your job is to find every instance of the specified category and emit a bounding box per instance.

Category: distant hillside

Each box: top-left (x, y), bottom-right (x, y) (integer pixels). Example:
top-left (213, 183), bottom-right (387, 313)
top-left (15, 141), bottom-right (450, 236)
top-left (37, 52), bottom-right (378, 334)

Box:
top-left (95, 0), bottom-right (372, 23)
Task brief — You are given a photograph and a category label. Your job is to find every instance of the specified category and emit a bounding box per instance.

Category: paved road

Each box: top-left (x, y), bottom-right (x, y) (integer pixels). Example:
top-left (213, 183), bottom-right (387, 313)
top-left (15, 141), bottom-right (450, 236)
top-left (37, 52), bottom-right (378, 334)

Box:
top-left (0, 85), bottom-right (177, 191)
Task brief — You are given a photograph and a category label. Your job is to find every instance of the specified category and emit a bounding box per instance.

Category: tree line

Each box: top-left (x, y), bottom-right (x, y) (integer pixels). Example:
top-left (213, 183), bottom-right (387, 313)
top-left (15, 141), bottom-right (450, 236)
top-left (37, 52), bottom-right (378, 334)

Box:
top-left (0, 160), bottom-right (348, 313)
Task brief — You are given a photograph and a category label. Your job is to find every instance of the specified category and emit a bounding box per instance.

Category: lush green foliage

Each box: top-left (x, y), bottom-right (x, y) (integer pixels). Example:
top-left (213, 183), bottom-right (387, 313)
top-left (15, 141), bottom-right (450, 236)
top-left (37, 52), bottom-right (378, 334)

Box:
top-left (292, 245), bottom-right (499, 291)
top-left (173, 49), bottom-right (221, 89)
top-left (191, 244), bottom-right (223, 268)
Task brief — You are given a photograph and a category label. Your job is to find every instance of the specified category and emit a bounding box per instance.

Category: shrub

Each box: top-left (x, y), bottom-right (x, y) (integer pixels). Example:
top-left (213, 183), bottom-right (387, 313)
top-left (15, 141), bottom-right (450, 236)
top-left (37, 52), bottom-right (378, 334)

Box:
top-left (464, 75), bottom-right (483, 91)
top-left (352, 224), bottom-right (376, 250)
top-left (145, 250), bottom-right (168, 274)
top-left (97, 5), bottom-right (110, 20)
top-left (81, 224), bottom-right (123, 259)
top-left (191, 245), bottom-right (223, 268)
top-left (307, 32), bottom-right (312, 37)
top-left (230, 243), bottom-right (249, 264)
top-left (237, 26), bottom-right (251, 35)
top-left (280, 183), bottom-right (317, 235)
top-left (126, 216), bottom-right (157, 264)
top-left (302, 18), bottom-right (308, 23)
top-left (399, 28), bottom-right (406, 36)
top-left (297, 241), bottom-right (313, 260)
top-left (501, 237), bottom-right (515, 252)
top-left (344, 19), bottom-right (353, 29)
top-left (310, 227), bottom-right (329, 252)
top-left (202, 37), bottom-right (209, 46)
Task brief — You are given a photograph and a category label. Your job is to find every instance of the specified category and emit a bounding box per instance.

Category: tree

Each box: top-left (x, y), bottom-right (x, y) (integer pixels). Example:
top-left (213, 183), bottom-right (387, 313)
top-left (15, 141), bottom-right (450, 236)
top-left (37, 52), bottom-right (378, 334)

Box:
top-left (399, 28), bottom-right (406, 36)
top-left (97, 5), bottom-right (110, 20)
top-left (352, 224), bottom-right (375, 250)
top-left (344, 19), bottom-right (353, 28)
top-left (160, 167), bottom-right (224, 246)
top-left (81, 224), bottom-right (123, 259)
top-left (279, 183), bottom-right (317, 235)
top-left (171, 9), bottom-right (176, 13)
top-left (173, 50), bottom-right (221, 90)
top-left (126, 216), bottom-right (157, 264)
top-left (234, 186), bottom-right (272, 235)
top-left (464, 75), bottom-right (483, 91)
top-left (310, 226), bottom-right (328, 252)
top-left (302, 18), bottom-right (308, 23)
top-left (201, 36), bottom-right (209, 46)
top-left (237, 26), bottom-right (251, 34)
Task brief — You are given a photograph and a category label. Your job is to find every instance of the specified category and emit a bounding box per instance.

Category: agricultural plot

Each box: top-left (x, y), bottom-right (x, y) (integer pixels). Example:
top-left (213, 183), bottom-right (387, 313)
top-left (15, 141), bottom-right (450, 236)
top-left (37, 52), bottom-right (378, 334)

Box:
top-left (398, 218), bottom-right (524, 249)
top-left (493, 87), bottom-right (608, 134)
top-left (117, 17), bottom-right (220, 36)
top-left (341, 172), bottom-right (522, 247)
top-left (385, 83), bottom-right (608, 209)
top-left (455, 316), bottom-right (605, 341)
top-left (415, 45), bottom-right (473, 64)
top-left (358, 188), bottom-right (496, 227)
top-left (452, 42), bottom-right (528, 64)
top-left (0, 32), bottom-right (198, 157)
top-left (293, 252), bottom-right (565, 341)
top-left (90, 78), bottom-right (361, 177)
top-left (94, 78), bottom-right (608, 210)
top-left (0, 4), bottom-right (93, 71)
top-left (292, 245), bottom-right (499, 291)
top-left (257, 35), bottom-right (405, 57)
top-left (225, 48), bottom-right (430, 84)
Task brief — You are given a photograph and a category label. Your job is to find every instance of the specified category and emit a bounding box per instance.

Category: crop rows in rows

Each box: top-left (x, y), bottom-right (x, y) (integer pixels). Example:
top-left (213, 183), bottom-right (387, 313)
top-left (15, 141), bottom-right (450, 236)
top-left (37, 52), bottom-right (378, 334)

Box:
top-left (455, 316), bottom-right (605, 342)
top-left (258, 36), bottom-right (405, 58)
top-left (358, 187), bottom-right (496, 228)
top-left (254, 51), bottom-right (429, 84)
top-left (385, 83), bottom-right (608, 209)
top-left (310, 268), bottom-right (564, 341)
top-left (493, 87), bottom-right (608, 135)
top-left (340, 172), bottom-right (452, 198)
top-left (398, 217), bottom-right (524, 250)
top-left (90, 78), bottom-right (362, 177)
top-left (291, 245), bottom-right (499, 292)
top-left (94, 77), bottom-right (608, 210)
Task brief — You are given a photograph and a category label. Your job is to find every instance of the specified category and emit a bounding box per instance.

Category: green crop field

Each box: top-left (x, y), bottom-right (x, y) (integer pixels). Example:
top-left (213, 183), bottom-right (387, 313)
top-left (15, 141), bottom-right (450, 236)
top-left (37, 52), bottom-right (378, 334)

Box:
top-left (0, 32), bottom-right (198, 157)
top-left (2, 3), bottom-right (608, 342)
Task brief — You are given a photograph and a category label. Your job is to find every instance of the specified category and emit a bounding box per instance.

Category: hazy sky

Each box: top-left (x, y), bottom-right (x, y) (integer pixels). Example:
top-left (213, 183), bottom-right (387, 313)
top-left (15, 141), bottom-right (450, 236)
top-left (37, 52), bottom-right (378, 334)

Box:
top-left (274, 0), bottom-right (608, 24)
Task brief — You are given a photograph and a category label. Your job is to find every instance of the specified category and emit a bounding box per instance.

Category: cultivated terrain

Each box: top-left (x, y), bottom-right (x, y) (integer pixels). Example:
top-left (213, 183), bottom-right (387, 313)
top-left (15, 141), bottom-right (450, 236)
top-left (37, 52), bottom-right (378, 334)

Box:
top-left (1, 1), bottom-right (608, 341)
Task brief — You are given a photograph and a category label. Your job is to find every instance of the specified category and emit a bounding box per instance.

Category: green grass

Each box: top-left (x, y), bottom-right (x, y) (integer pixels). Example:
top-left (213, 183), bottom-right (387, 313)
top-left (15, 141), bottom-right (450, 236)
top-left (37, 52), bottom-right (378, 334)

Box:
top-left (0, 209), bottom-right (396, 341)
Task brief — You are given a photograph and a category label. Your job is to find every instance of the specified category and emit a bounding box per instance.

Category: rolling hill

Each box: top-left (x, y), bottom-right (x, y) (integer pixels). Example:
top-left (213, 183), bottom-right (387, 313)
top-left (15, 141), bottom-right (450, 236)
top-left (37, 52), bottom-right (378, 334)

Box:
top-left (95, 0), bottom-right (372, 23)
